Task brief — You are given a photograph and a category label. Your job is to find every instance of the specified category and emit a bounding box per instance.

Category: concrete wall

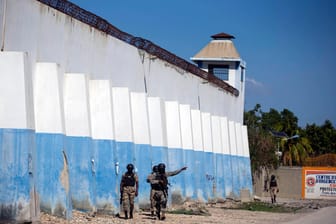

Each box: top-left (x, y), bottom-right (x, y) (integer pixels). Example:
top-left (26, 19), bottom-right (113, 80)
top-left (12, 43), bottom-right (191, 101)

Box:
top-left (0, 0), bottom-right (244, 123)
top-left (0, 0), bottom-right (252, 222)
top-left (253, 167), bottom-right (303, 200)
top-left (0, 52), bottom-right (39, 222)
top-left (254, 167), bottom-right (336, 200)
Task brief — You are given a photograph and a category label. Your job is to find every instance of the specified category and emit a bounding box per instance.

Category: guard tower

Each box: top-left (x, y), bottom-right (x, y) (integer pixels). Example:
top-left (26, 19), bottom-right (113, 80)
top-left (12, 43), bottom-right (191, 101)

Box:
top-left (191, 32), bottom-right (246, 91)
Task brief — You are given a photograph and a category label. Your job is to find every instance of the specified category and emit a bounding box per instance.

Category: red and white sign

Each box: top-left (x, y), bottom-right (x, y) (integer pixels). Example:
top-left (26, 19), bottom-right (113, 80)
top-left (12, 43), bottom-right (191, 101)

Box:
top-left (302, 167), bottom-right (336, 199)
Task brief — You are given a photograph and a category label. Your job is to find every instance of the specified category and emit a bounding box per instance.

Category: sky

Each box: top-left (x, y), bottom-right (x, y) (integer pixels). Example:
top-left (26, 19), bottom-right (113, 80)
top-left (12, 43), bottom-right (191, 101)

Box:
top-left (69, 0), bottom-right (336, 128)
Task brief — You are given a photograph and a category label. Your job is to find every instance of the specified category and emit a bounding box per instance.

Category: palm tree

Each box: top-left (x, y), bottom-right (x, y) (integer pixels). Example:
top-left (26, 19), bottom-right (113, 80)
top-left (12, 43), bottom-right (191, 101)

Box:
top-left (265, 108), bottom-right (313, 166)
top-left (245, 104), bottom-right (314, 168)
top-left (281, 135), bottom-right (313, 166)
top-left (276, 109), bottom-right (312, 165)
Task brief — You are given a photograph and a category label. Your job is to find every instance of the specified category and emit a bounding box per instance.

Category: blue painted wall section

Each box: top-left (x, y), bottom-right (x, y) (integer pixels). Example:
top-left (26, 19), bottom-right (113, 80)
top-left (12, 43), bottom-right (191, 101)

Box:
top-left (183, 149), bottom-right (195, 199)
top-left (114, 142), bottom-right (134, 174)
top-left (215, 153), bottom-right (225, 198)
top-left (167, 148), bottom-right (185, 204)
top-left (223, 154), bottom-right (233, 197)
top-left (65, 136), bottom-right (94, 211)
top-left (194, 150), bottom-right (206, 201)
top-left (36, 133), bottom-right (70, 217)
top-left (242, 157), bottom-right (253, 193)
top-left (1, 129), bottom-right (253, 219)
top-left (231, 156), bottom-right (241, 197)
top-left (151, 146), bottom-right (168, 166)
top-left (0, 128), bottom-right (36, 221)
top-left (204, 152), bottom-right (215, 200)
top-left (134, 144), bottom-right (152, 207)
top-left (92, 139), bottom-right (118, 214)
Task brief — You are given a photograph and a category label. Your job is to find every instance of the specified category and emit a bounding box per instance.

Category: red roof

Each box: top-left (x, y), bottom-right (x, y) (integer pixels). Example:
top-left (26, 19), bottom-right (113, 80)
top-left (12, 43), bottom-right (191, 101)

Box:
top-left (211, 32), bottom-right (235, 39)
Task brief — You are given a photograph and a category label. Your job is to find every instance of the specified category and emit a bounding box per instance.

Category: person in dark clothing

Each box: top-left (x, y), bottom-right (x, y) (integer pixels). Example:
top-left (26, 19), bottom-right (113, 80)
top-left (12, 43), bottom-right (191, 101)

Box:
top-left (120, 163), bottom-right (139, 219)
top-left (148, 163), bottom-right (187, 220)
top-left (146, 165), bottom-right (159, 216)
top-left (269, 175), bottom-right (279, 203)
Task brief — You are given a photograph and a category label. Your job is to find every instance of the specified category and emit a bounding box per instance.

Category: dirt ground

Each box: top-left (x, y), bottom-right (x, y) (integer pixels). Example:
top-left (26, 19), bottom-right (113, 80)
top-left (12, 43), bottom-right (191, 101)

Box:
top-left (39, 198), bottom-right (336, 224)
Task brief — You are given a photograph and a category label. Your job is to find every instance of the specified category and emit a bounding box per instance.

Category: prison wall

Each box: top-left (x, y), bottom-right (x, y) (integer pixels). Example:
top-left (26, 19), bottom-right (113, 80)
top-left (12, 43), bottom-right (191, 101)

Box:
top-left (0, 0), bottom-right (252, 222)
top-left (0, 0), bottom-right (242, 122)
top-left (0, 52), bottom-right (39, 222)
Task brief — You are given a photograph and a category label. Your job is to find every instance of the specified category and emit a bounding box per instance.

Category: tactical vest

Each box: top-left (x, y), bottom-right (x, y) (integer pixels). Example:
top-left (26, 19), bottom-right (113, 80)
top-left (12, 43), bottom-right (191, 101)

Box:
top-left (160, 174), bottom-right (168, 189)
top-left (270, 179), bottom-right (277, 187)
top-left (123, 173), bottom-right (135, 186)
top-left (152, 173), bottom-right (168, 191)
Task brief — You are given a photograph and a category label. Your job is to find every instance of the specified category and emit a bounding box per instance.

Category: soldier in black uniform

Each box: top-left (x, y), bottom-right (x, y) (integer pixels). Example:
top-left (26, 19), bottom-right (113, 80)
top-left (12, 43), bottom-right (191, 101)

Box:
top-left (120, 163), bottom-right (139, 219)
top-left (146, 165), bottom-right (159, 216)
top-left (149, 163), bottom-right (187, 220)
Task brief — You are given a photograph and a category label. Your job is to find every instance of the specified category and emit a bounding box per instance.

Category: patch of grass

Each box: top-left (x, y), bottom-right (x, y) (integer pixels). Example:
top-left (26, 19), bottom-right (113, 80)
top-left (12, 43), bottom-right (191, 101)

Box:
top-left (168, 208), bottom-right (211, 216)
top-left (228, 202), bottom-right (302, 213)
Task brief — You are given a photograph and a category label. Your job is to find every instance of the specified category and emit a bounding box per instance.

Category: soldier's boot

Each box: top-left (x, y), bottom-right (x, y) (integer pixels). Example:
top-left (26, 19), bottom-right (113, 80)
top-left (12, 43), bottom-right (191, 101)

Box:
top-left (150, 207), bottom-right (155, 217)
top-left (161, 211), bottom-right (166, 220)
top-left (274, 196), bottom-right (277, 203)
top-left (124, 211), bottom-right (128, 219)
top-left (271, 198), bottom-right (274, 204)
top-left (130, 208), bottom-right (133, 219)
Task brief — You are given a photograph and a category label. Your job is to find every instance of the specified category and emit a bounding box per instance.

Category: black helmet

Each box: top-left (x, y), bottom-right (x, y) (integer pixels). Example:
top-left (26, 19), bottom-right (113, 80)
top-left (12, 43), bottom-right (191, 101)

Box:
top-left (158, 163), bottom-right (165, 174)
top-left (152, 165), bottom-right (158, 173)
top-left (127, 163), bottom-right (134, 172)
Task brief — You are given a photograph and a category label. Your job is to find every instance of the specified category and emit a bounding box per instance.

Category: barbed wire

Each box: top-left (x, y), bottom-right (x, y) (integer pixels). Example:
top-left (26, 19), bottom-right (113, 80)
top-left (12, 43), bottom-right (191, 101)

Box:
top-left (36, 0), bottom-right (239, 96)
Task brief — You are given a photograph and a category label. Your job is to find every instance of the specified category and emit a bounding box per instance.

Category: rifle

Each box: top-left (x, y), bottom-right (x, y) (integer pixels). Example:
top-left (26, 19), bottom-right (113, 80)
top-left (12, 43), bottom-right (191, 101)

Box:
top-left (120, 190), bottom-right (123, 205)
top-left (159, 174), bottom-right (169, 198)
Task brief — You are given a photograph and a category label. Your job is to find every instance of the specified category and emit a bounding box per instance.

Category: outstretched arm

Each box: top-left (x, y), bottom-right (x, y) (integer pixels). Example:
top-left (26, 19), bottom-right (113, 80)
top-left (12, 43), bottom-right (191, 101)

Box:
top-left (166, 166), bottom-right (187, 177)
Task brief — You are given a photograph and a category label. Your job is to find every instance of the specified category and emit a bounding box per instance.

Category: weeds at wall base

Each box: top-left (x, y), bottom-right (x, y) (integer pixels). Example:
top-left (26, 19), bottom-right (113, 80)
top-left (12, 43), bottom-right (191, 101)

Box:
top-left (225, 201), bottom-right (303, 213)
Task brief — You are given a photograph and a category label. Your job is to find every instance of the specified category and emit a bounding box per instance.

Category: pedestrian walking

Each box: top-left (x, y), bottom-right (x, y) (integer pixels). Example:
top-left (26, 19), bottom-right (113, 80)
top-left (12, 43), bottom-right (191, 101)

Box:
top-left (269, 174), bottom-right (279, 203)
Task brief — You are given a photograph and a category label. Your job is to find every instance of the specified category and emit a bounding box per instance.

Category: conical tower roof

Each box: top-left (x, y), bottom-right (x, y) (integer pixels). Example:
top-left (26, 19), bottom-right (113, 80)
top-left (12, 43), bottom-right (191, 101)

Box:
top-left (191, 32), bottom-right (240, 61)
top-left (211, 32), bottom-right (235, 39)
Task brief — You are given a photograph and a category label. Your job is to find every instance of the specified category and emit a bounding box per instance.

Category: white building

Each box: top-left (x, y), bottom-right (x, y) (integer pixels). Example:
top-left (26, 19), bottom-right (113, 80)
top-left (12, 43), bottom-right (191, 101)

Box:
top-left (0, 0), bottom-right (252, 222)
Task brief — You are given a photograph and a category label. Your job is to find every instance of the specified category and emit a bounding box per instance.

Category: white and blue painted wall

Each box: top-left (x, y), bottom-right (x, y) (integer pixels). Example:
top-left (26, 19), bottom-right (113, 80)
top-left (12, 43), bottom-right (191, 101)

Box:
top-left (0, 0), bottom-right (252, 222)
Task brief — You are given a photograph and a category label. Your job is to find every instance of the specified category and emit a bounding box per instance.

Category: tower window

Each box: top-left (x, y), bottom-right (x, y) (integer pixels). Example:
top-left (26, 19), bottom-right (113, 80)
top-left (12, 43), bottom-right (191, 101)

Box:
top-left (209, 65), bottom-right (229, 81)
top-left (197, 61), bottom-right (203, 68)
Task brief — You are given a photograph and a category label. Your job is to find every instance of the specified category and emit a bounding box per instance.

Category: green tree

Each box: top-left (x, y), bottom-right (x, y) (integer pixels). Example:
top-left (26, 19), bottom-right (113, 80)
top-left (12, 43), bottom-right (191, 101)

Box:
top-left (261, 108), bottom-right (282, 131)
top-left (245, 104), bottom-right (313, 167)
top-left (304, 120), bottom-right (336, 155)
top-left (248, 128), bottom-right (278, 177)
top-left (277, 109), bottom-right (312, 166)
top-left (280, 134), bottom-right (312, 166)
top-left (280, 109), bottom-right (299, 134)
top-left (244, 104), bottom-right (278, 177)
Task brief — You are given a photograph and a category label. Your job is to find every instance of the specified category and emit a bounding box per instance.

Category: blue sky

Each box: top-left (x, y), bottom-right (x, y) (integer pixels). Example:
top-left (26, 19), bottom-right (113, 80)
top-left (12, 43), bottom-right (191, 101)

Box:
top-left (69, 0), bottom-right (336, 127)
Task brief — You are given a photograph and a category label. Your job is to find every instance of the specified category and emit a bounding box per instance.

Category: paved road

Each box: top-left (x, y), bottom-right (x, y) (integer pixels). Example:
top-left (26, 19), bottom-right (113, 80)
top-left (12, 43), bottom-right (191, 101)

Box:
top-left (285, 206), bottom-right (336, 224)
